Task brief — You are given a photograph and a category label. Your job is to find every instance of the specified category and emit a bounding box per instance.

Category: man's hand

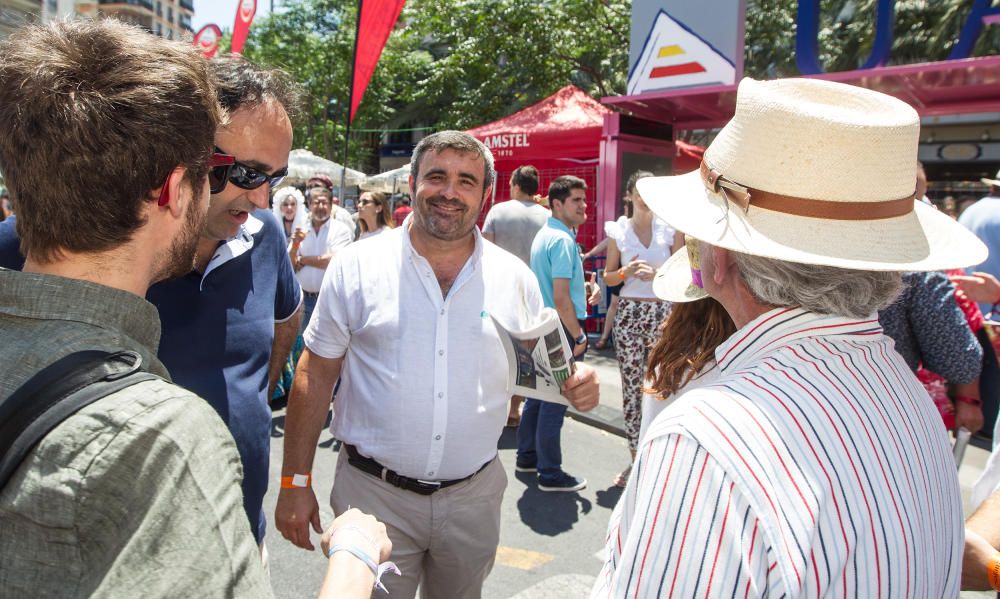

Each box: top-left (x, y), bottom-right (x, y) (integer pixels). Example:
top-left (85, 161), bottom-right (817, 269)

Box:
top-left (586, 272), bottom-right (602, 307)
top-left (955, 401), bottom-right (985, 435)
top-left (276, 486), bottom-right (323, 551)
top-left (952, 272), bottom-right (1000, 306)
top-left (293, 228), bottom-right (307, 244)
top-left (561, 362), bottom-right (599, 412)
top-left (321, 508), bottom-right (392, 564)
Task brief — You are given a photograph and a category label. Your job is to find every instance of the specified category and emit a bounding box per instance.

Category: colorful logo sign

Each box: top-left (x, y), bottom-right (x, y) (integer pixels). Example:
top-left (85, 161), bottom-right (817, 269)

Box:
top-left (628, 10), bottom-right (736, 95)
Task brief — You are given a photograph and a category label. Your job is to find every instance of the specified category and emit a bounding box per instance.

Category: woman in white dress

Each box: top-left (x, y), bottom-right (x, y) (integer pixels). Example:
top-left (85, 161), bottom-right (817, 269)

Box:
top-left (357, 191), bottom-right (394, 240)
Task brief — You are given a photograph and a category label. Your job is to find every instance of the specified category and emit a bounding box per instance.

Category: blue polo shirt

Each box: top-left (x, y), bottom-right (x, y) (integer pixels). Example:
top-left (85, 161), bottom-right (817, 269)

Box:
top-left (530, 216), bottom-right (586, 318)
top-left (147, 209), bottom-right (301, 543)
top-left (0, 216), bottom-right (24, 270)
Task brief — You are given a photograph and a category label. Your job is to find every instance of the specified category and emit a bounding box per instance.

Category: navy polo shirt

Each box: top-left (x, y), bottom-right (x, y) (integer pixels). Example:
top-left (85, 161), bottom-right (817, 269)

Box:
top-left (0, 216), bottom-right (25, 270)
top-left (147, 209), bottom-right (301, 543)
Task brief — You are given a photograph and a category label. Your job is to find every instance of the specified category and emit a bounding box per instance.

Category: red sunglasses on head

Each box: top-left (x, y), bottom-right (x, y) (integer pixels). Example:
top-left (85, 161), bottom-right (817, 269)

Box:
top-left (157, 151), bottom-right (236, 206)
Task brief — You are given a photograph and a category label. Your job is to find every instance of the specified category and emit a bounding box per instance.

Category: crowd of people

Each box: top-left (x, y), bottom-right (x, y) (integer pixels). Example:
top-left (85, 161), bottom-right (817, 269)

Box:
top-left (7, 17), bottom-right (1000, 599)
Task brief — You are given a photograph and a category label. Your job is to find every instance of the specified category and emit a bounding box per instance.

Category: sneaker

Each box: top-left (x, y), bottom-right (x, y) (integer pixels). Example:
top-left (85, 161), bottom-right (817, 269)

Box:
top-left (538, 472), bottom-right (587, 492)
top-left (514, 460), bottom-right (537, 473)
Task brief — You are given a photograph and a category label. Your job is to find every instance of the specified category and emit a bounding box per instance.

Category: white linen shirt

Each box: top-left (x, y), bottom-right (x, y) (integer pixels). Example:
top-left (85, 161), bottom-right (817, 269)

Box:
top-left (295, 218), bottom-right (353, 293)
top-left (594, 307), bottom-right (962, 598)
top-left (304, 219), bottom-right (545, 480)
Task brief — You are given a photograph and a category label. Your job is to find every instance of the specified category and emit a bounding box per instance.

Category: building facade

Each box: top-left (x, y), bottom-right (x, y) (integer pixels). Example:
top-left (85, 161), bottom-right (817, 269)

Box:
top-left (0, 0), bottom-right (193, 40)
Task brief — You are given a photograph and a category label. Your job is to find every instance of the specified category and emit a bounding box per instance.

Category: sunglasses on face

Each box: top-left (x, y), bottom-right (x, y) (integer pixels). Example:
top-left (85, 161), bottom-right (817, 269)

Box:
top-left (358, 198), bottom-right (374, 206)
top-left (209, 146), bottom-right (288, 194)
top-left (157, 150), bottom-right (235, 206)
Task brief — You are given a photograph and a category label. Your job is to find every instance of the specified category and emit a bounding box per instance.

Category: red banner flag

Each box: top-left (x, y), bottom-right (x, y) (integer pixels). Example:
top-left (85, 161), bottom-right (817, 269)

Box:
top-left (231, 0), bottom-right (257, 55)
top-left (193, 24), bottom-right (223, 59)
top-left (350, 0), bottom-right (406, 121)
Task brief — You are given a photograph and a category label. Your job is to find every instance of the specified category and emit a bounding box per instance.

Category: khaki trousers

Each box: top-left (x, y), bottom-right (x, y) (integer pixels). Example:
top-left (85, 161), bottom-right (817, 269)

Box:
top-left (330, 450), bottom-right (506, 599)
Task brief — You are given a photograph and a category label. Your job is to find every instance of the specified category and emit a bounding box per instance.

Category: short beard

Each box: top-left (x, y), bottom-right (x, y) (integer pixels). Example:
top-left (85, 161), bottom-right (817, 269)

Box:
top-left (413, 194), bottom-right (483, 241)
top-left (155, 190), bottom-right (204, 282)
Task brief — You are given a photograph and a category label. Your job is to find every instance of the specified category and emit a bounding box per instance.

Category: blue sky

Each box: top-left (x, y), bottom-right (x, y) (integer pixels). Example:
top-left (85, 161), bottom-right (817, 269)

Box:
top-left (192, 0), bottom-right (273, 32)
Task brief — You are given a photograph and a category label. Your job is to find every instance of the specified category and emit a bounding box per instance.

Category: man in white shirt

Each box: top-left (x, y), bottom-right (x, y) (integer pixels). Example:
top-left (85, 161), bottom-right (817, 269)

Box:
top-left (291, 186), bottom-right (353, 331)
top-left (307, 174), bottom-right (356, 232)
top-left (276, 130), bottom-right (600, 599)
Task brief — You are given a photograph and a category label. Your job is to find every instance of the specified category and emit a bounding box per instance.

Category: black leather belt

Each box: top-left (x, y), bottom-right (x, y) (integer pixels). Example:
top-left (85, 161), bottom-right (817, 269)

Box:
top-left (303, 291), bottom-right (320, 298)
top-left (344, 444), bottom-right (489, 496)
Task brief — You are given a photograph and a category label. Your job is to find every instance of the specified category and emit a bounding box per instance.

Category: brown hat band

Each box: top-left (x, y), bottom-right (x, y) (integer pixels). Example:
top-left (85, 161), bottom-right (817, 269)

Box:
top-left (700, 162), bottom-right (915, 221)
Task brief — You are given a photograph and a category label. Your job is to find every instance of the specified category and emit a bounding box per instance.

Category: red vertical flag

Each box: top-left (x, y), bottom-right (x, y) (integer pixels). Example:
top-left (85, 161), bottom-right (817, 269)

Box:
top-left (230, 0), bottom-right (257, 55)
top-left (350, 0), bottom-right (406, 121)
top-left (193, 24), bottom-right (223, 59)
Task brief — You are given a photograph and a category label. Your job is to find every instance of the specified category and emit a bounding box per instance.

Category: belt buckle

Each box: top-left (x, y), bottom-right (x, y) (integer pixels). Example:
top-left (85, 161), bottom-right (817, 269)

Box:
top-left (415, 479), bottom-right (442, 493)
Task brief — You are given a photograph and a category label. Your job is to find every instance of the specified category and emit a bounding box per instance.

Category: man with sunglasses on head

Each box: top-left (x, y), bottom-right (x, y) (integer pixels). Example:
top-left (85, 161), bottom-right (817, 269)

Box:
top-left (146, 54), bottom-right (304, 553)
top-left (308, 174), bottom-right (356, 232)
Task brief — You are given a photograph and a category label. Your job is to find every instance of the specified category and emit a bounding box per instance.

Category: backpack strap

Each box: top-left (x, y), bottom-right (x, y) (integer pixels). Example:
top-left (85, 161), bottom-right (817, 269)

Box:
top-left (0, 350), bottom-right (160, 490)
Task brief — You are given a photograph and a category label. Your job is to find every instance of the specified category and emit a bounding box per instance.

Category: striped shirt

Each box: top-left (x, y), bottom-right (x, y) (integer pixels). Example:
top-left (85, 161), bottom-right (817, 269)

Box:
top-left (593, 307), bottom-right (962, 598)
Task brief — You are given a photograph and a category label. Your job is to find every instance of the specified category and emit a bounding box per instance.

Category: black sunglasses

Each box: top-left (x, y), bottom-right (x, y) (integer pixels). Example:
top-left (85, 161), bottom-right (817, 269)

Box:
top-left (209, 146), bottom-right (288, 193)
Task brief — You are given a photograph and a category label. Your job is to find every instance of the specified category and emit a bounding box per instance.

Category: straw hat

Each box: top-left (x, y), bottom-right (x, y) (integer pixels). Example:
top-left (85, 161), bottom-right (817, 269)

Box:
top-left (981, 168), bottom-right (1000, 188)
top-left (652, 247), bottom-right (708, 303)
top-left (639, 78), bottom-right (987, 271)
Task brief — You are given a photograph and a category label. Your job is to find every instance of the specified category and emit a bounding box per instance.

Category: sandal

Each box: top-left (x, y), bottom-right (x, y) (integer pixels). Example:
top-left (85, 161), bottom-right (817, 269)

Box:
top-left (613, 465), bottom-right (632, 488)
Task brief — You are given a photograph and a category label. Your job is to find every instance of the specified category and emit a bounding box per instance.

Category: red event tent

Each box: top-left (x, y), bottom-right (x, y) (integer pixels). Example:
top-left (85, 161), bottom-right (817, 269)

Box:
top-left (468, 85), bottom-right (701, 249)
top-left (468, 85), bottom-right (610, 248)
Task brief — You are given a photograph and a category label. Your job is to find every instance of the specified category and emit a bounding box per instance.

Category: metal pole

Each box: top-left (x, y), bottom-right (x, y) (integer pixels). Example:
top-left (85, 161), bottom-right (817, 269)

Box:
top-left (339, 0), bottom-right (363, 206)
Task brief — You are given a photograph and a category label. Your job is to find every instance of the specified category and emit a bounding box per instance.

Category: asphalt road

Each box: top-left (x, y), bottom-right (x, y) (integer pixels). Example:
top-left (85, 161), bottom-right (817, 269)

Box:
top-left (264, 411), bottom-right (630, 599)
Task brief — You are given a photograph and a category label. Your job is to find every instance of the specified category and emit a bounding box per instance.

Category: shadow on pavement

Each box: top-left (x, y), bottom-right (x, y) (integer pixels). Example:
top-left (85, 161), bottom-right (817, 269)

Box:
top-left (514, 472), bottom-right (592, 536)
top-left (498, 426), bottom-right (519, 450)
top-left (595, 485), bottom-right (623, 510)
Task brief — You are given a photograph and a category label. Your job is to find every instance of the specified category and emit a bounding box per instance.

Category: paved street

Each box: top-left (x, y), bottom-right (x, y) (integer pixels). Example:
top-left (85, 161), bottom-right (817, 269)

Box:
top-left (265, 411), bottom-right (629, 598)
top-left (263, 349), bottom-right (997, 598)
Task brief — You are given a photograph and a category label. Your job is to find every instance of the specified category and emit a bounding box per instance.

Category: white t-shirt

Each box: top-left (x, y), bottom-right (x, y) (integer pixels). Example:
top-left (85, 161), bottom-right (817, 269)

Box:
top-left (605, 216), bottom-right (674, 299)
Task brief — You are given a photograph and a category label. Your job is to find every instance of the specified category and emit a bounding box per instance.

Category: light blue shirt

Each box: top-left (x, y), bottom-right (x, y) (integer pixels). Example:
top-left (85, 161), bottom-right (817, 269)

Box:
top-left (958, 195), bottom-right (1000, 314)
top-left (530, 216), bottom-right (586, 319)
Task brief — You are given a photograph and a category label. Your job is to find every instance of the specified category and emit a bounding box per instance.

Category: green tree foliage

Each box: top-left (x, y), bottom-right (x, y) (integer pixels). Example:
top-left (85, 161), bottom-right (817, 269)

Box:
top-left (240, 0), bottom-right (998, 169)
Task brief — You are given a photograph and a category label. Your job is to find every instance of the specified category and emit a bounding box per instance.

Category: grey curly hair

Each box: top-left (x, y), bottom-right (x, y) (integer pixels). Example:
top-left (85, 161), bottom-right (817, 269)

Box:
top-left (732, 252), bottom-right (903, 319)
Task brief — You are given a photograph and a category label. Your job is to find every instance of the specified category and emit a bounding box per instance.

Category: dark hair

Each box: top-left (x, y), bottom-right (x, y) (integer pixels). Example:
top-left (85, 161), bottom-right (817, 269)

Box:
top-left (510, 165), bottom-right (540, 196)
top-left (410, 131), bottom-right (495, 191)
top-left (626, 170), bottom-right (654, 195)
top-left (0, 19), bottom-right (221, 263)
top-left (211, 54), bottom-right (302, 119)
top-left (548, 175), bottom-right (587, 205)
top-left (359, 191), bottom-right (394, 232)
top-left (647, 298), bottom-right (736, 396)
